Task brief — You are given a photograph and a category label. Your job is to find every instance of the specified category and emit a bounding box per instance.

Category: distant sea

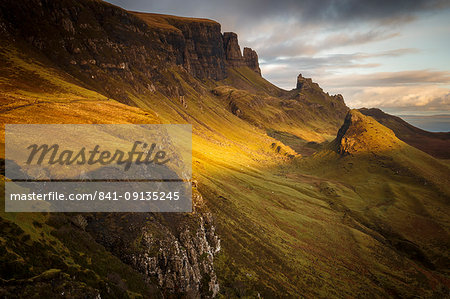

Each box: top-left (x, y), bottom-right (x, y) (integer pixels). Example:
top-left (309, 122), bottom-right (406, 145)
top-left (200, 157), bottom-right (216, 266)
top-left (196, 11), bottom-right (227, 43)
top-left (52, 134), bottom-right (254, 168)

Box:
top-left (398, 115), bottom-right (450, 132)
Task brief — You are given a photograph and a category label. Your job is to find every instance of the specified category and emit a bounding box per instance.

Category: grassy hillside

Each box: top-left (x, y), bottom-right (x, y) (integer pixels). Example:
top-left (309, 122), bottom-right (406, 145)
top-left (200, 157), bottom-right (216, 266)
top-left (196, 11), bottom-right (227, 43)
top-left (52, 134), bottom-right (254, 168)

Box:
top-left (1, 1), bottom-right (449, 298)
top-left (193, 110), bottom-right (450, 297)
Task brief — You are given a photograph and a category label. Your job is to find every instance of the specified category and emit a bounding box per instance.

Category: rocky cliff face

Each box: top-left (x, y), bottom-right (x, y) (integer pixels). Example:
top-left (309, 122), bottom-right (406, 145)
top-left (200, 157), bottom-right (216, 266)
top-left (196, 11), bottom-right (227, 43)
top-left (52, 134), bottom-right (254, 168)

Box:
top-left (133, 12), bottom-right (228, 80)
top-left (129, 212), bottom-right (220, 297)
top-left (243, 47), bottom-right (261, 75)
top-left (86, 189), bottom-right (221, 297)
top-left (0, 1), bottom-right (261, 103)
top-left (223, 32), bottom-right (260, 74)
top-left (223, 32), bottom-right (243, 66)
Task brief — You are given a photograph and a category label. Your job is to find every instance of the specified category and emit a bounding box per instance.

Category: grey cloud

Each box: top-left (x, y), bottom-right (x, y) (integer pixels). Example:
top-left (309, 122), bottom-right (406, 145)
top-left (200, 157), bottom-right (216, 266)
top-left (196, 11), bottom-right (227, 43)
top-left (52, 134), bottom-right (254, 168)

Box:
top-left (263, 55), bottom-right (379, 72)
top-left (260, 49), bottom-right (420, 86)
top-left (262, 48), bottom-right (418, 67)
top-left (324, 70), bottom-right (450, 87)
top-left (107, 0), bottom-right (450, 27)
top-left (352, 48), bottom-right (420, 58)
top-left (255, 30), bottom-right (399, 59)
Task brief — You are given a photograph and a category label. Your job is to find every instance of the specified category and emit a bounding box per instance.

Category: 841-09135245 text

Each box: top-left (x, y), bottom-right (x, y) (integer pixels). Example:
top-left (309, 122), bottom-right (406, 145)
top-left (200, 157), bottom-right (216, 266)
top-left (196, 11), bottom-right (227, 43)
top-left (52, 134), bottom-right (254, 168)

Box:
top-left (9, 191), bottom-right (180, 201)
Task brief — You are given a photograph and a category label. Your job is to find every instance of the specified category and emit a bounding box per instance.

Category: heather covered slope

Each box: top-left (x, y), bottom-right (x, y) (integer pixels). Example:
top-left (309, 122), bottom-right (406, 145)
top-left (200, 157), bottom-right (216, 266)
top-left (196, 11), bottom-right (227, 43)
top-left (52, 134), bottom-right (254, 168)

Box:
top-left (1, 0), bottom-right (450, 298)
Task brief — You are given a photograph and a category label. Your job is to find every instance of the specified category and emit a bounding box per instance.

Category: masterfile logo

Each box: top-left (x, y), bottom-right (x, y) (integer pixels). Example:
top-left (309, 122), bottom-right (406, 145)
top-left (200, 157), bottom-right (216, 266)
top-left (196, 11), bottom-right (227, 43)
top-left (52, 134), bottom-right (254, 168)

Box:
top-left (25, 141), bottom-right (170, 171)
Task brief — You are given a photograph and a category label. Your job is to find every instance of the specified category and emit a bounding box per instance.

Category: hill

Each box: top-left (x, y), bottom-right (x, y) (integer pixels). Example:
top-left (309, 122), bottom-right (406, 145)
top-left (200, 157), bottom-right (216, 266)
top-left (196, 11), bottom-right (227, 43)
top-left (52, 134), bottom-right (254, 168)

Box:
top-left (0, 0), bottom-right (449, 298)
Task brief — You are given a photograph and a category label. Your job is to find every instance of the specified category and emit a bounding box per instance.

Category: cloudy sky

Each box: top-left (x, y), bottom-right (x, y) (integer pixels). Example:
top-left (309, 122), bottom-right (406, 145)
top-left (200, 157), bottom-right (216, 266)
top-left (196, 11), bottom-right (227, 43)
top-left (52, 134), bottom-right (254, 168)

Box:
top-left (107, 0), bottom-right (450, 116)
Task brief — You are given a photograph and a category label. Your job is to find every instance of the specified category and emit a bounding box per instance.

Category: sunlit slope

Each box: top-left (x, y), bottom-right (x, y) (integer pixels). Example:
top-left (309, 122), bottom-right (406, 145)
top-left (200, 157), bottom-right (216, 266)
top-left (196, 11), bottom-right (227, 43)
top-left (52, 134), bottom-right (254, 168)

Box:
top-left (2, 36), bottom-right (449, 299)
top-left (0, 32), bottom-right (300, 297)
top-left (194, 111), bottom-right (450, 297)
top-left (360, 108), bottom-right (450, 159)
top-left (328, 110), bottom-right (449, 194)
top-left (283, 111), bottom-right (450, 294)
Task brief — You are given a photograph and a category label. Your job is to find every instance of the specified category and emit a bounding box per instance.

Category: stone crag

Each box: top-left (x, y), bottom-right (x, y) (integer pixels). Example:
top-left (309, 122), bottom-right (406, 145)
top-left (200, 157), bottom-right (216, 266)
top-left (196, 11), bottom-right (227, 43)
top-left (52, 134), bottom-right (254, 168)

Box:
top-left (243, 47), bottom-right (261, 75)
top-left (86, 190), bottom-right (221, 297)
top-left (222, 32), bottom-right (260, 74)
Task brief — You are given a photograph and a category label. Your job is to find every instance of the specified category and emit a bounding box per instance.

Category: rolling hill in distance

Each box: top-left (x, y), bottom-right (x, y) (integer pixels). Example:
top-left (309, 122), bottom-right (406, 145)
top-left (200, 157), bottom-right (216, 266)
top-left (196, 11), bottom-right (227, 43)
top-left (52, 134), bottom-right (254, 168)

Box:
top-left (0, 0), bottom-right (449, 298)
top-left (359, 108), bottom-right (450, 159)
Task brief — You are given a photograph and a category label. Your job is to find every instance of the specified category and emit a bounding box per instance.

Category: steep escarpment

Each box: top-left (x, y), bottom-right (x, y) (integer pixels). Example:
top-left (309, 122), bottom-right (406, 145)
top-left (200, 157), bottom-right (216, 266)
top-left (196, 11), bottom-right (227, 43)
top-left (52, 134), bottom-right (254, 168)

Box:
top-left (133, 14), bottom-right (261, 78)
top-left (132, 12), bottom-right (228, 80)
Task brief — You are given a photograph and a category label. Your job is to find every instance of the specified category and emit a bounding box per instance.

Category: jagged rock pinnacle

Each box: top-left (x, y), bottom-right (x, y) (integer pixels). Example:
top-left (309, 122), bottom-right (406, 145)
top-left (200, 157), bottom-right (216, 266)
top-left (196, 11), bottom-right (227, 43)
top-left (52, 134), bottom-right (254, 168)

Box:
top-left (223, 32), bottom-right (261, 74)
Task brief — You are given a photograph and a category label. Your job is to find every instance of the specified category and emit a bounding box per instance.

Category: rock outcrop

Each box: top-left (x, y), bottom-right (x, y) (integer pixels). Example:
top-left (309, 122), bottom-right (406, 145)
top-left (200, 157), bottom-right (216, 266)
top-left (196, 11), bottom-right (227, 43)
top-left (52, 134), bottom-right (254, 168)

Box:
top-left (85, 187), bottom-right (221, 297)
top-left (296, 74), bottom-right (321, 91)
top-left (130, 212), bottom-right (220, 297)
top-left (222, 32), bottom-right (261, 74)
top-left (336, 110), bottom-right (402, 155)
top-left (223, 32), bottom-right (243, 67)
top-left (243, 47), bottom-right (261, 75)
top-left (287, 73), bottom-right (349, 128)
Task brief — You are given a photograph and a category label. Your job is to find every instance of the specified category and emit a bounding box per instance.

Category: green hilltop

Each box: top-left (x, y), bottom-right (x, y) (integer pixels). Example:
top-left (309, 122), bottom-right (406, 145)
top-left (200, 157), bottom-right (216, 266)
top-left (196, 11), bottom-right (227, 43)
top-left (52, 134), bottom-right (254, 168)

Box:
top-left (0, 0), bottom-right (449, 297)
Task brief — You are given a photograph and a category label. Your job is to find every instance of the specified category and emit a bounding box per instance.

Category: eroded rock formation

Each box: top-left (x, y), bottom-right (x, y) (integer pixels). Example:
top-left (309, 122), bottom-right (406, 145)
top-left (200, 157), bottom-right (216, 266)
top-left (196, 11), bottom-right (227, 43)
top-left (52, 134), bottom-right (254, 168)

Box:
top-left (243, 47), bottom-right (261, 75)
top-left (222, 32), bottom-right (260, 74)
